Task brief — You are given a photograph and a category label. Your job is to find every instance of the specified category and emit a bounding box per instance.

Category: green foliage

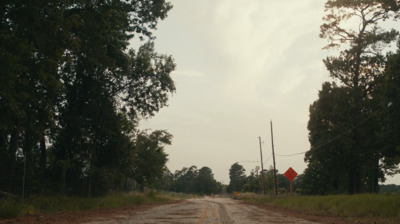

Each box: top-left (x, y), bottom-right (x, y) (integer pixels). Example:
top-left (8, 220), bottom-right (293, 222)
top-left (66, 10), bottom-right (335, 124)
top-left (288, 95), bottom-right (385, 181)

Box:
top-left (262, 167), bottom-right (278, 194)
top-left (0, 0), bottom-right (175, 197)
top-left (0, 0), bottom-right (72, 195)
top-left (374, 43), bottom-right (400, 173)
top-left (170, 166), bottom-right (198, 193)
top-left (167, 166), bottom-right (220, 195)
top-left (132, 130), bottom-right (172, 189)
top-left (0, 199), bottom-right (25, 219)
top-left (191, 167), bottom-right (219, 195)
top-left (242, 167), bottom-right (262, 193)
top-left (227, 163), bottom-right (247, 193)
top-left (150, 169), bottom-right (174, 191)
top-left (230, 166), bottom-right (303, 195)
top-left (305, 0), bottom-right (400, 194)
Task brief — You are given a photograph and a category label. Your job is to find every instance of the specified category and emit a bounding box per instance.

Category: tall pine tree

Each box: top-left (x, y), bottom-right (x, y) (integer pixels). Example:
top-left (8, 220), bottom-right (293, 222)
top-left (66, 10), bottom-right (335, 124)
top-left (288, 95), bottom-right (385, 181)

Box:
top-left (305, 0), bottom-right (399, 194)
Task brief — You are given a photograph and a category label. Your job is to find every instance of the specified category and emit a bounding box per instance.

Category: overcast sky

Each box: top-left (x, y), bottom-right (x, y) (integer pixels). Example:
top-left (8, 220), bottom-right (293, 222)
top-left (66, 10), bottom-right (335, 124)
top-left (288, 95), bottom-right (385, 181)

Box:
top-left (136, 0), bottom-right (399, 185)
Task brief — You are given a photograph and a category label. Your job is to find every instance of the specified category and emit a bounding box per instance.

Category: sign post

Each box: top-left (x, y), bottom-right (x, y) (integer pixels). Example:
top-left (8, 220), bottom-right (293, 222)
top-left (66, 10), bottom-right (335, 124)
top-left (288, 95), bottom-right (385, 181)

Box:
top-left (233, 191), bottom-right (239, 199)
top-left (284, 167), bottom-right (298, 196)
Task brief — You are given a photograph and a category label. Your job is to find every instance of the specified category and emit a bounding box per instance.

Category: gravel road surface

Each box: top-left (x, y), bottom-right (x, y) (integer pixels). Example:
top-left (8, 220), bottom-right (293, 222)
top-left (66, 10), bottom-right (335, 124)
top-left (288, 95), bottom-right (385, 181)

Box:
top-left (84, 197), bottom-right (320, 224)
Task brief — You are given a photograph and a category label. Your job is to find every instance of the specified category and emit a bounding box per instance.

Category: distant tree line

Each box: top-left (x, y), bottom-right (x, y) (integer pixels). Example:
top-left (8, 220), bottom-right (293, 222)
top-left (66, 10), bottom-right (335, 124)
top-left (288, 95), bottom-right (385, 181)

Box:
top-left (304, 0), bottom-right (400, 195)
top-left (226, 163), bottom-right (400, 196)
top-left (0, 0), bottom-right (175, 197)
top-left (151, 166), bottom-right (221, 195)
top-left (379, 184), bottom-right (400, 194)
top-left (226, 163), bottom-right (303, 195)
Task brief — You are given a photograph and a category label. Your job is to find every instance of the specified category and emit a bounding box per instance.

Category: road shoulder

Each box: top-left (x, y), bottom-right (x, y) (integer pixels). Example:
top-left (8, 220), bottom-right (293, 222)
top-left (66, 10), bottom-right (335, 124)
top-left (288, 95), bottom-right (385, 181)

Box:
top-left (240, 201), bottom-right (394, 224)
top-left (0, 200), bottom-right (183, 224)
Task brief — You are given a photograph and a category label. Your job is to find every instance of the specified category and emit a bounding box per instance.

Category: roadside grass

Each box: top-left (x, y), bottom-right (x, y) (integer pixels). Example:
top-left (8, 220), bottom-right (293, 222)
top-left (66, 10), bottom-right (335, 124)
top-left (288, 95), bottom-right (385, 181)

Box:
top-left (240, 193), bottom-right (400, 219)
top-left (0, 191), bottom-right (178, 219)
top-left (0, 199), bottom-right (24, 219)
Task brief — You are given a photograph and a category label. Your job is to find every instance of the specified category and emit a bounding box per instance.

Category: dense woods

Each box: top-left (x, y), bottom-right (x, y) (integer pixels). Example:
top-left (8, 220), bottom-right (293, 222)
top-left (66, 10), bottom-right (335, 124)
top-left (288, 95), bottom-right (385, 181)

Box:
top-left (0, 0), bottom-right (175, 197)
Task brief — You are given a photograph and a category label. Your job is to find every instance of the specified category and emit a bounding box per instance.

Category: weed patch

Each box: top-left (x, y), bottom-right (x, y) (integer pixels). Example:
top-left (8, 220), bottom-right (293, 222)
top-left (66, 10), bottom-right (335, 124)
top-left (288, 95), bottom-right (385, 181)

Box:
top-left (0, 192), bottom-right (176, 219)
top-left (240, 193), bottom-right (400, 219)
top-left (0, 199), bottom-right (24, 219)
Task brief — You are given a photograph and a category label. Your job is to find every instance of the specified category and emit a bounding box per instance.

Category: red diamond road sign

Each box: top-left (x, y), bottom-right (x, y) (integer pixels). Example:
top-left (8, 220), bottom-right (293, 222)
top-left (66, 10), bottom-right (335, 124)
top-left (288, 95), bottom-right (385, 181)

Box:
top-left (284, 167), bottom-right (298, 181)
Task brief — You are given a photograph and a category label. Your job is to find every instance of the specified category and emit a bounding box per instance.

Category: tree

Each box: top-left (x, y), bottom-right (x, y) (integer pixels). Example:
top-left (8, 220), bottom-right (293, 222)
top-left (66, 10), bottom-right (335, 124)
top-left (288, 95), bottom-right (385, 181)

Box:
top-left (293, 174), bottom-right (304, 194)
top-left (167, 166), bottom-right (220, 194)
top-left (307, 0), bottom-right (400, 194)
top-left (152, 168), bottom-right (174, 191)
top-left (171, 166), bottom-right (198, 193)
top-left (374, 40), bottom-right (400, 175)
top-left (263, 166), bottom-right (279, 194)
top-left (0, 0), bottom-right (77, 195)
top-left (51, 0), bottom-right (174, 196)
top-left (0, 0), bottom-right (175, 196)
top-left (305, 80), bottom-right (388, 194)
top-left (242, 167), bottom-right (262, 193)
top-left (305, 82), bottom-right (357, 194)
top-left (228, 163), bottom-right (246, 193)
top-left (131, 130), bottom-right (172, 190)
top-left (276, 174), bottom-right (291, 193)
top-left (192, 167), bottom-right (219, 195)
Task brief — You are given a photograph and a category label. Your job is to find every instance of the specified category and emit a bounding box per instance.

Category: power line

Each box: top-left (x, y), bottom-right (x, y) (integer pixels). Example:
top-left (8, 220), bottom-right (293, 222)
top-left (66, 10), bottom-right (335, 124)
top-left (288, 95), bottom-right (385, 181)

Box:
top-left (236, 161), bottom-right (260, 163)
top-left (274, 106), bottom-right (379, 157)
top-left (264, 154), bottom-right (272, 163)
top-left (275, 151), bottom-right (307, 156)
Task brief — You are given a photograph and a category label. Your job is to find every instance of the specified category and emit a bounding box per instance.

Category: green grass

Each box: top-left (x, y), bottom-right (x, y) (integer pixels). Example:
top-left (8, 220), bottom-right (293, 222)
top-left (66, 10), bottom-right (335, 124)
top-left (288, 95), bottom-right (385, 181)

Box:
top-left (0, 191), bottom-right (176, 219)
top-left (0, 199), bottom-right (25, 219)
top-left (240, 193), bottom-right (400, 218)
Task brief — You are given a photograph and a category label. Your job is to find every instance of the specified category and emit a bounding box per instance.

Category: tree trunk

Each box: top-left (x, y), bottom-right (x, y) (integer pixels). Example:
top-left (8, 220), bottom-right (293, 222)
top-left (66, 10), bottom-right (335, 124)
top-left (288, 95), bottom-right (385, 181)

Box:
top-left (40, 136), bottom-right (47, 172)
top-left (8, 129), bottom-right (19, 193)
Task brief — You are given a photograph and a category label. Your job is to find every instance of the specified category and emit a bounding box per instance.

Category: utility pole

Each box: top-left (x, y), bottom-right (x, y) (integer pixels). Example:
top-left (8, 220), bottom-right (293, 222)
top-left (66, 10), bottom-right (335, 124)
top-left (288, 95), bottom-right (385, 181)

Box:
top-left (258, 137), bottom-right (266, 195)
top-left (270, 120), bottom-right (278, 196)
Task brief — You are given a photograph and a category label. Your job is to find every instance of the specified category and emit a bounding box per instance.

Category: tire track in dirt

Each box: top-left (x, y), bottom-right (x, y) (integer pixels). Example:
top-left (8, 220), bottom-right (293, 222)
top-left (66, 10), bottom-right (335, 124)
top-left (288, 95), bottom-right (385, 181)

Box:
top-left (81, 197), bottom-right (322, 223)
top-left (201, 199), bottom-right (233, 223)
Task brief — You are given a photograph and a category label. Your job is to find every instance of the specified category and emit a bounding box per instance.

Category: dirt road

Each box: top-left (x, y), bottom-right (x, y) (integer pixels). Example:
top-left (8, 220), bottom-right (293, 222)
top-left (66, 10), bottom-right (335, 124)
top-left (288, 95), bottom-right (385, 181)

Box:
top-left (84, 197), bottom-right (320, 224)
